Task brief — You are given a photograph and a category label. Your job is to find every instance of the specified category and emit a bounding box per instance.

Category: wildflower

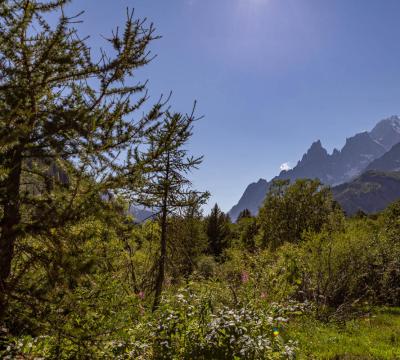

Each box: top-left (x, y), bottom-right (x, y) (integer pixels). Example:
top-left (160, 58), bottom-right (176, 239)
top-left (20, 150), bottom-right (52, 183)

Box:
top-left (241, 270), bottom-right (249, 283)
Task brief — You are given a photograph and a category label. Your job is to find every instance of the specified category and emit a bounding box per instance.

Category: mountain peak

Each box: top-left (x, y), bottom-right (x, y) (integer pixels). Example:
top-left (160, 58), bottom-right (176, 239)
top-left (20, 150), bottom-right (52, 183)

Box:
top-left (256, 178), bottom-right (267, 185)
top-left (370, 115), bottom-right (400, 150)
top-left (382, 115), bottom-right (400, 125)
top-left (298, 140), bottom-right (328, 165)
top-left (310, 139), bottom-right (323, 149)
top-left (372, 115), bottom-right (400, 131)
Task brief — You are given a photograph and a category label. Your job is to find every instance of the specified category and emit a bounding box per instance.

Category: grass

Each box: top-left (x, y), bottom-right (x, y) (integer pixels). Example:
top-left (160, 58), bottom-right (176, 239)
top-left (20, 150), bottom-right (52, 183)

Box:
top-left (287, 307), bottom-right (400, 359)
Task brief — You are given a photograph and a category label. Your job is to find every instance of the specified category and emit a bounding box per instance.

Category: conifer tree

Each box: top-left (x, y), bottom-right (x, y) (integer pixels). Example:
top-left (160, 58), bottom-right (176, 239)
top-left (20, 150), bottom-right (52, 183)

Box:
top-left (135, 110), bottom-right (209, 311)
top-left (237, 208), bottom-right (252, 222)
top-left (0, 0), bottom-right (163, 318)
top-left (205, 203), bottom-right (231, 259)
top-left (168, 197), bottom-right (208, 279)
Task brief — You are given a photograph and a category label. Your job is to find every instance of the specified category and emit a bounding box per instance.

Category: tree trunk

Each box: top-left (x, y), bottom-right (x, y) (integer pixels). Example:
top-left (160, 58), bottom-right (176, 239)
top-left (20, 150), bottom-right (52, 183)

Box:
top-left (0, 148), bottom-right (22, 320)
top-left (152, 153), bottom-right (170, 312)
top-left (152, 202), bottom-right (168, 311)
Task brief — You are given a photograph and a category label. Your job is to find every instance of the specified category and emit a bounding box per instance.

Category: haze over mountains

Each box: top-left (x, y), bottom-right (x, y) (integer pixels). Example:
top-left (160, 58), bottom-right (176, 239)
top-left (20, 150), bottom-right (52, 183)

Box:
top-left (229, 116), bottom-right (400, 220)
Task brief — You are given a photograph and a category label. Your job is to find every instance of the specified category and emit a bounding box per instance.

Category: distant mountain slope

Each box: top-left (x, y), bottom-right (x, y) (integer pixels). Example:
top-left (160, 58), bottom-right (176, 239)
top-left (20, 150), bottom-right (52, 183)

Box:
top-left (333, 132), bottom-right (385, 182)
top-left (228, 116), bottom-right (400, 221)
top-left (228, 179), bottom-right (269, 221)
top-left (332, 171), bottom-right (400, 215)
top-left (366, 142), bottom-right (400, 172)
top-left (129, 206), bottom-right (156, 222)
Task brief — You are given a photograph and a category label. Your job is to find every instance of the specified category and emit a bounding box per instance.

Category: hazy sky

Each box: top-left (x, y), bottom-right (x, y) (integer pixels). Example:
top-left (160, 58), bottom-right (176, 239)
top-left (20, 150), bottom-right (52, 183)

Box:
top-left (62, 0), bottom-right (400, 213)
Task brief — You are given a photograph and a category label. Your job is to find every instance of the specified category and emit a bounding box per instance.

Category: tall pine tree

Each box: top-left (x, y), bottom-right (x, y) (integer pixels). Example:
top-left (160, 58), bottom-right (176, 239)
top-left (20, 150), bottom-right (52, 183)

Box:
top-left (135, 110), bottom-right (209, 311)
top-left (0, 0), bottom-right (163, 318)
top-left (206, 203), bottom-right (231, 259)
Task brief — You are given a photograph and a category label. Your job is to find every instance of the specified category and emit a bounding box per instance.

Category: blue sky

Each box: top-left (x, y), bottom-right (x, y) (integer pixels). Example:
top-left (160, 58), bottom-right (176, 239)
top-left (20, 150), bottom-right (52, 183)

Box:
top-left (63, 0), bottom-right (400, 213)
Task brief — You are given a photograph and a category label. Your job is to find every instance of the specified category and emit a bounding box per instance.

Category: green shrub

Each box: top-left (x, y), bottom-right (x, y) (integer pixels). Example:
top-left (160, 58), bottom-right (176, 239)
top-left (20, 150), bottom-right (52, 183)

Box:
top-left (196, 255), bottom-right (218, 279)
top-left (285, 218), bottom-right (400, 317)
top-left (151, 288), bottom-right (298, 359)
top-left (1, 286), bottom-right (301, 359)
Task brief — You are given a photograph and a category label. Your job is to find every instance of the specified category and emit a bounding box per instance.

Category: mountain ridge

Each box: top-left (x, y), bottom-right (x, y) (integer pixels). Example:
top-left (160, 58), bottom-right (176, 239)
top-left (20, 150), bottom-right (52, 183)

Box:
top-left (228, 116), bottom-right (400, 221)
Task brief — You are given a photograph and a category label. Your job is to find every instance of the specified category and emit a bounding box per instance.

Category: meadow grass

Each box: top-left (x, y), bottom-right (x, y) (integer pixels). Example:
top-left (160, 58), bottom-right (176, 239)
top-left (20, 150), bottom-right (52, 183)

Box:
top-left (288, 308), bottom-right (400, 359)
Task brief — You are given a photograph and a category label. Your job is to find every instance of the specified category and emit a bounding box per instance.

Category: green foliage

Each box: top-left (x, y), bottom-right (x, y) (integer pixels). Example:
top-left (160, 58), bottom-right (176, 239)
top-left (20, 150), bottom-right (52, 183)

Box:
top-left (236, 216), bottom-right (259, 251)
top-left (167, 207), bottom-right (208, 281)
top-left (257, 179), bottom-right (343, 249)
top-left (1, 1), bottom-right (400, 359)
top-left (380, 199), bottom-right (400, 240)
top-left (195, 255), bottom-right (218, 279)
top-left (0, 0), bottom-right (167, 320)
top-left (217, 247), bottom-right (309, 306)
top-left (151, 287), bottom-right (298, 360)
top-left (1, 214), bottom-right (148, 358)
top-left (205, 203), bottom-right (231, 258)
top-left (135, 110), bottom-right (209, 310)
top-left (1, 285), bottom-right (300, 359)
top-left (236, 208), bottom-right (252, 222)
top-left (280, 218), bottom-right (400, 315)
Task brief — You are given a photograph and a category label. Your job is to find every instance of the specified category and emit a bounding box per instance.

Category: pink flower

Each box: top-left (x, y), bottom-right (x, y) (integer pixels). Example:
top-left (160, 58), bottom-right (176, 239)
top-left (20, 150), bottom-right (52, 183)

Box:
top-left (260, 292), bottom-right (267, 299)
top-left (138, 291), bottom-right (145, 300)
top-left (241, 270), bottom-right (249, 283)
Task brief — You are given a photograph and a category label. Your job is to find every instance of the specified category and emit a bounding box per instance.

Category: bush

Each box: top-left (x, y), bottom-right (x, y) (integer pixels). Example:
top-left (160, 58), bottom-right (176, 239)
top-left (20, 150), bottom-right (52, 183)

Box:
top-left (151, 288), bottom-right (298, 359)
top-left (195, 255), bottom-right (217, 279)
top-left (1, 286), bottom-right (300, 359)
top-left (284, 218), bottom-right (400, 318)
top-left (257, 179), bottom-right (343, 249)
top-left (217, 248), bottom-right (299, 305)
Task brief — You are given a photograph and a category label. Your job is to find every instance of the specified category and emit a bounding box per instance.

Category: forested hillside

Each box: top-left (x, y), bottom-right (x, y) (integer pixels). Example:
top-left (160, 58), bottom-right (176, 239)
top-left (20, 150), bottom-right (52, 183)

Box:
top-left (332, 170), bottom-right (400, 215)
top-left (1, 1), bottom-right (400, 359)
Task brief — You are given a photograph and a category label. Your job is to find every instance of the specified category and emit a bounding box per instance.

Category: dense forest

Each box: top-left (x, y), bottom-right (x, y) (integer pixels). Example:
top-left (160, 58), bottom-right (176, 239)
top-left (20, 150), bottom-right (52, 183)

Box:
top-left (0, 1), bottom-right (399, 359)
